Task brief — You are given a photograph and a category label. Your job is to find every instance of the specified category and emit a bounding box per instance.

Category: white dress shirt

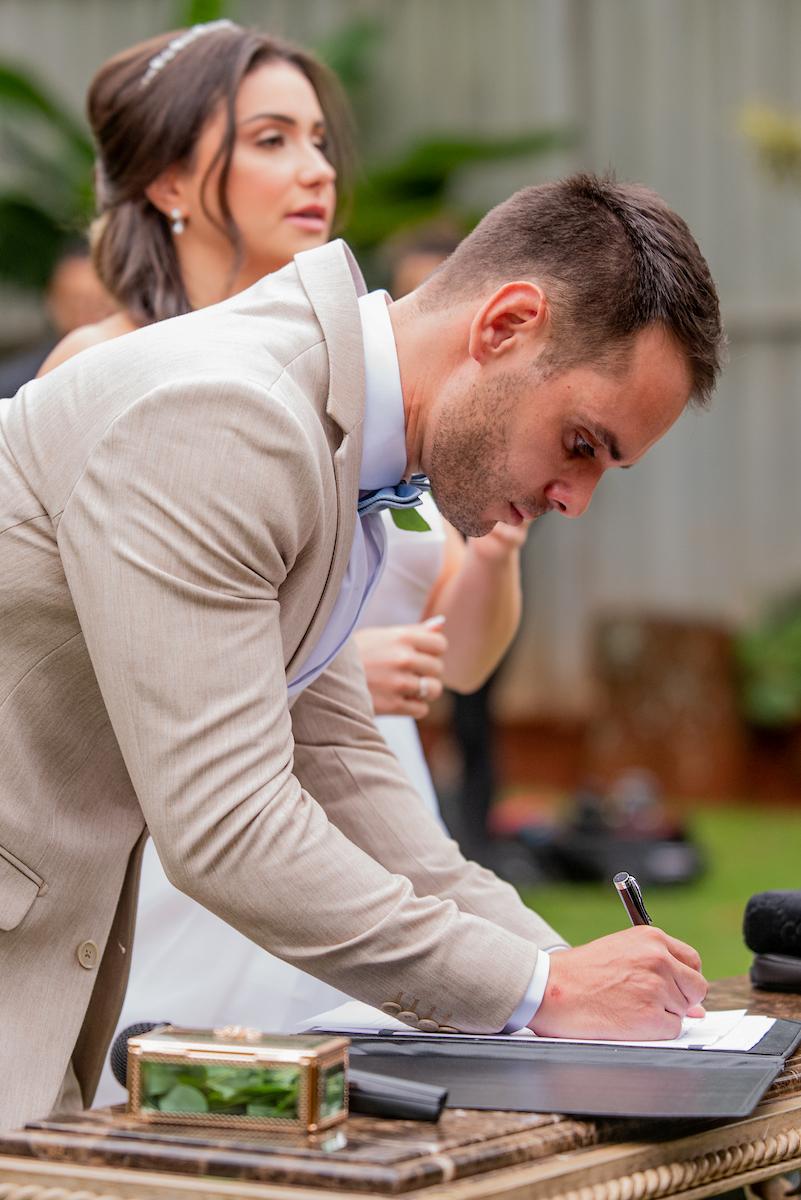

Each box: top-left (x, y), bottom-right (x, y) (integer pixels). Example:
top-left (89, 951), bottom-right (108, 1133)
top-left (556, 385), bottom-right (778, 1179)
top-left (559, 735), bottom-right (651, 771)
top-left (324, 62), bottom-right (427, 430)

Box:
top-left (286, 290), bottom-right (402, 697)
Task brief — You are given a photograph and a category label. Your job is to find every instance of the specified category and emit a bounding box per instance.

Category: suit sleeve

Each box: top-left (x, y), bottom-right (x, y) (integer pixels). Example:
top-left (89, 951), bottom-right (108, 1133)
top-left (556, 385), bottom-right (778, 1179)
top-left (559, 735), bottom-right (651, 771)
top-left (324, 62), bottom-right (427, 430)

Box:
top-left (290, 640), bottom-right (565, 948)
top-left (57, 377), bottom-right (541, 1033)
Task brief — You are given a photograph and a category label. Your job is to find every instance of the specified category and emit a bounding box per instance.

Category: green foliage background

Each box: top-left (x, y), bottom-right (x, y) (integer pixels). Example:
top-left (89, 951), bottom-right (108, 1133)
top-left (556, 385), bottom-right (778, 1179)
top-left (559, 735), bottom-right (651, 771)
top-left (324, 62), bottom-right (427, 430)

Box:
top-left (520, 805), bottom-right (801, 981)
top-left (736, 587), bottom-right (801, 730)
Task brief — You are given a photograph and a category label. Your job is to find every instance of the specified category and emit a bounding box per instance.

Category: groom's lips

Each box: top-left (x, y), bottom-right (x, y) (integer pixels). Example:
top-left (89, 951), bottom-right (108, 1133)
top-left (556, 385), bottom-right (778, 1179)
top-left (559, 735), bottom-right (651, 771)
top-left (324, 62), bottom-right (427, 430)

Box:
top-left (508, 501), bottom-right (547, 524)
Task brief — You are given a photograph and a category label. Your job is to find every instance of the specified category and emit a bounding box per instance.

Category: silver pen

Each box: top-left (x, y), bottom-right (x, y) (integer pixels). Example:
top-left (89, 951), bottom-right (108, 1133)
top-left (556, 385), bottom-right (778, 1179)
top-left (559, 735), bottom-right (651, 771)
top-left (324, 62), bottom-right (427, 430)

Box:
top-left (613, 871), bottom-right (653, 926)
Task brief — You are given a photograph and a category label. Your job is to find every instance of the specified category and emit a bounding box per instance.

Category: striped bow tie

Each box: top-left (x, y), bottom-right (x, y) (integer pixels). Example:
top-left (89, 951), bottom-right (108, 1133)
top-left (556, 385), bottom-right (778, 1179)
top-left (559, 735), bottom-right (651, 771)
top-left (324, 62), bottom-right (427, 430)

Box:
top-left (357, 474), bottom-right (432, 531)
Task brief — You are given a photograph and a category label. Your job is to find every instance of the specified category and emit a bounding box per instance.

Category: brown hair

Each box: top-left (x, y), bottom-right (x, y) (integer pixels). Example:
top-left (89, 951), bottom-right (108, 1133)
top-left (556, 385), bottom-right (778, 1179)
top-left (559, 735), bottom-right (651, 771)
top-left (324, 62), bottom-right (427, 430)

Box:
top-left (418, 174), bottom-right (724, 406)
top-left (88, 23), bottom-right (355, 325)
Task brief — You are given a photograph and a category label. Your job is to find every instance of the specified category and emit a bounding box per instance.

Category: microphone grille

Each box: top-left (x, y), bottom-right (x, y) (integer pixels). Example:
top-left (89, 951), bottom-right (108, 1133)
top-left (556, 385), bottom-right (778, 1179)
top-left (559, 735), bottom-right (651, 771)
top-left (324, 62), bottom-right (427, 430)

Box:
top-left (743, 891), bottom-right (801, 956)
top-left (110, 1021), bottom-right (172, 1089)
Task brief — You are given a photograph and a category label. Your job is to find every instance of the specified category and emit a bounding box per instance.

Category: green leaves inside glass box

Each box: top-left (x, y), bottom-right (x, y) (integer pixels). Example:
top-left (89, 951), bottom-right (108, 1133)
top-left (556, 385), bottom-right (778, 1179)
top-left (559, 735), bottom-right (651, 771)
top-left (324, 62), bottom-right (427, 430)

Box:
top-left (319, 1063), bottom-right (346, 1120)
top-left (140, 1060), bottom-right (301, 1118)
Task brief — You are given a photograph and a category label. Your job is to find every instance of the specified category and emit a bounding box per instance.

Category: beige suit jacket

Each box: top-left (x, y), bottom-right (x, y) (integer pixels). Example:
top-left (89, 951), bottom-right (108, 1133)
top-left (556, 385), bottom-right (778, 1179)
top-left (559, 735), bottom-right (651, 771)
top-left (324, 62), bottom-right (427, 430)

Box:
top-left (0, 240), bottom-right (561, 1130)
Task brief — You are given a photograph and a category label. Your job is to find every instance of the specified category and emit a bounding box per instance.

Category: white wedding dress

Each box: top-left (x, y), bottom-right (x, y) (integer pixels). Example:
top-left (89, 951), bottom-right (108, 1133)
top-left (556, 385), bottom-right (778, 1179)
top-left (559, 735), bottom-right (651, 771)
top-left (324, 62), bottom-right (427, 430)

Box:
top-left (95, 494), bottom-right (446, 1104)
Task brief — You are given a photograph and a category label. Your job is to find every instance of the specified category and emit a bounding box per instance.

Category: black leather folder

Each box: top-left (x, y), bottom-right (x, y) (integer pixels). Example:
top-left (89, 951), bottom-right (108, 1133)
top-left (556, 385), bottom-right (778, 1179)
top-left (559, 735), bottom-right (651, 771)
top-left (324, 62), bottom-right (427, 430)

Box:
top-left (335, 1020), bottom-right (801, 1120)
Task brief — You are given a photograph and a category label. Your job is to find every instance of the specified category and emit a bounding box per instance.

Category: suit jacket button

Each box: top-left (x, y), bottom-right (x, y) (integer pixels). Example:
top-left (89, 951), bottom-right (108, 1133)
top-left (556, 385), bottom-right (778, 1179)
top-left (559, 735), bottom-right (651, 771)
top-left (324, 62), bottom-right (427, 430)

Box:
top-left (77, 940), bottom-right (99, 970)
top-left (417, 1018), bottom-right (439, 1032)
top-left (397, 1011), bottom-right (419, 1026)
top-left (381, 1002), bottom-right (401, 1016)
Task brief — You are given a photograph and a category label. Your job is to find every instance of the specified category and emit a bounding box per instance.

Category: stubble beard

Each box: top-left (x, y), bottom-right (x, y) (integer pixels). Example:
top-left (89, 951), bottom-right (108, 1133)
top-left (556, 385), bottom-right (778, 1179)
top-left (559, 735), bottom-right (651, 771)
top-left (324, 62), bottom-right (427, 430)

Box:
top-left (427, 376), bottom-right (516, 539)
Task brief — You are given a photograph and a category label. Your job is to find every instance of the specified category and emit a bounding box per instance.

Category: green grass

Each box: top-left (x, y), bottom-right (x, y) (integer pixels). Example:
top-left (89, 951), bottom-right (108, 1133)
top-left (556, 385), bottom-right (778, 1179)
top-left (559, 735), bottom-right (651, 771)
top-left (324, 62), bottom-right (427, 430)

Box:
top-left (518, 805), bottom-right (801, 980)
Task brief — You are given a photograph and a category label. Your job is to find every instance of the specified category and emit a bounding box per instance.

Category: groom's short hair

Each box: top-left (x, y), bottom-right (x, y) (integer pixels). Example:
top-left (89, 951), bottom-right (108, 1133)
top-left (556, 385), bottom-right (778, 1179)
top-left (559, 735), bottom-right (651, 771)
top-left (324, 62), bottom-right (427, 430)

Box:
top-left (417, 173), bottom-right (724, 407)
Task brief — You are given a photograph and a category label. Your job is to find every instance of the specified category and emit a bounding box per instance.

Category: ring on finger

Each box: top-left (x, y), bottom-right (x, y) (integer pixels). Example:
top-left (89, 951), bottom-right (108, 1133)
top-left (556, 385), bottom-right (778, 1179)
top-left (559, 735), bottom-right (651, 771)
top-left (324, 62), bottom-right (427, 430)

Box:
top-left (417, 676), bottom-right (430, 701)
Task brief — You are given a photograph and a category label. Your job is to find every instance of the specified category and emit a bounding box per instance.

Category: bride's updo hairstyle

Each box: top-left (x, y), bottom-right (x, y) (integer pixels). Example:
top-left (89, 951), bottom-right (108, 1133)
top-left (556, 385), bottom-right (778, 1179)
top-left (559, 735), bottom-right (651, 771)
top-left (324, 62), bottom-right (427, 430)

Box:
top-left (88, 21), bottom-right (354, 324)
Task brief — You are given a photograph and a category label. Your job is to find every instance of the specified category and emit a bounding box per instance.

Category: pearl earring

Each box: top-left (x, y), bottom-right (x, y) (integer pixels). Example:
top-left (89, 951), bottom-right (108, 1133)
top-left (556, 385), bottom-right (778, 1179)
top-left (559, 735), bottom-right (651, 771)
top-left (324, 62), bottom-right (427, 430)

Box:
top-left (170, 208), bottom-right (185, 235)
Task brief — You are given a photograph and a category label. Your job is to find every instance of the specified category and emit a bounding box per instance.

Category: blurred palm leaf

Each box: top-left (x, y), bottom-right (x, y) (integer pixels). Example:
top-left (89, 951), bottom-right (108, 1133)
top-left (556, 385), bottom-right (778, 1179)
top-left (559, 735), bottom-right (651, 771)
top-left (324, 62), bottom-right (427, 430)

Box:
top-left (346, 129), bottom-right (574, 253)
top-left (0, 196), bottom-right (68, 290)
top-left (2, 122), bottom-right (93, 220)
top-left (0, 63), bottom-right (89, 148)
top-left (178, 0), bottom-right (228, 25)
top-left (735, 591), bottom-right (801, 727)
top-left (0, 0), bottom-right (219, 293)
top-left (0, 62), bottom-right (94, 289)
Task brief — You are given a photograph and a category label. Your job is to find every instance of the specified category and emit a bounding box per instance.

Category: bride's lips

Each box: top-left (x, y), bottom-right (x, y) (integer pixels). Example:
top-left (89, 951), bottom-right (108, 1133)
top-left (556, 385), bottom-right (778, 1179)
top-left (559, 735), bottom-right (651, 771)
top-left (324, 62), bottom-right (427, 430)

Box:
top-left (285, 205), bottom-right (329, 233)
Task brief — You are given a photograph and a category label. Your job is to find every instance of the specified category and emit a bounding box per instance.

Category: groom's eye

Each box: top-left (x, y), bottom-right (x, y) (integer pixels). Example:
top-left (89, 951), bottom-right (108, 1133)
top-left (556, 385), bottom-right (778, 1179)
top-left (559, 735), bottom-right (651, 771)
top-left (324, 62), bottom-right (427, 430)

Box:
top-left (573, 435), bottom-right (595, 459)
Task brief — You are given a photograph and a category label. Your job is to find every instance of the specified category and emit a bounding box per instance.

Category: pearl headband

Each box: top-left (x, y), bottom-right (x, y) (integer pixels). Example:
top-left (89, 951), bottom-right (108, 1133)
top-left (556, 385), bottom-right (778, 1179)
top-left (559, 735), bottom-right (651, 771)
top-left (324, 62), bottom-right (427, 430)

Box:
top-left (140, 19), bottom-right (238, 88)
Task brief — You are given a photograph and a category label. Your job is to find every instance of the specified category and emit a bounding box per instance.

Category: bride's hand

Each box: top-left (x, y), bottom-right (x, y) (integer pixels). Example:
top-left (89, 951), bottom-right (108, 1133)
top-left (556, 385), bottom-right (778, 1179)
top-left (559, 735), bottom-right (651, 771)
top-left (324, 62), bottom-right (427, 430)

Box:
top-left (354, 619), bottom-right (447, 718)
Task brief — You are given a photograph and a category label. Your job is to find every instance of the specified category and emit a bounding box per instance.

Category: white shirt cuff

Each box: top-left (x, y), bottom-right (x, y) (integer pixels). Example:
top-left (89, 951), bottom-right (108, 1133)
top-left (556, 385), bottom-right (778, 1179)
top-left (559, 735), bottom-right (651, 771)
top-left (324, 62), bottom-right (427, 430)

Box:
top-left (503, 945), bottom-right (569, 1033)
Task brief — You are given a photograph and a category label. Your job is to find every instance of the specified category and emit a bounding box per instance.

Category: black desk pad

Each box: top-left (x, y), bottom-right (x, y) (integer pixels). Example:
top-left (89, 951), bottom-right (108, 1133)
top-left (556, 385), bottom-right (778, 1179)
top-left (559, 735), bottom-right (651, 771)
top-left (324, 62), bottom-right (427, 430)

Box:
top-left (344, 1022), bottom-right (801, 1120)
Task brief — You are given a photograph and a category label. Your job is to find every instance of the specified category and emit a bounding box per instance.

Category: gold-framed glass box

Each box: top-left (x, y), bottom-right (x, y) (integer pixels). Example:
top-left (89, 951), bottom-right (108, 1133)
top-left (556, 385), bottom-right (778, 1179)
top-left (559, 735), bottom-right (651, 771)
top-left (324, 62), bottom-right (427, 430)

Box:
top-left (126, 1026), bottom-right (349, 1133)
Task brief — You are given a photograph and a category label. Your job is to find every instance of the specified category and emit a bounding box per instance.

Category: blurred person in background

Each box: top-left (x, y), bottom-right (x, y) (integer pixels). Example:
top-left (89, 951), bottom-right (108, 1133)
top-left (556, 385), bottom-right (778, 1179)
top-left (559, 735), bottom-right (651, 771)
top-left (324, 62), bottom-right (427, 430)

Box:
top-left (36, 21), bottom-right (532, 1104)
top-left (0, 240), bottom-right (113, 397)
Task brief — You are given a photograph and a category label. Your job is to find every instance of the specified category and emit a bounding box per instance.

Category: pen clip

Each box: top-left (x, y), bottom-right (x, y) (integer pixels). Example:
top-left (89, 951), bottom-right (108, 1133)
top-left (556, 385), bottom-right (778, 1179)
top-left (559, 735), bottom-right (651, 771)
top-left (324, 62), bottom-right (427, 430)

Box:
top-left (628, 875), bottom-right (652, 925)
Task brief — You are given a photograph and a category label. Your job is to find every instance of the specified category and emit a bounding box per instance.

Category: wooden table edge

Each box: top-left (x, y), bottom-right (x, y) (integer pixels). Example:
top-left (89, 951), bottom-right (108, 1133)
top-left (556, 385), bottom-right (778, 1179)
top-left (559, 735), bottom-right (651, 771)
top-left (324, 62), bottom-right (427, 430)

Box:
top-left (1, 1095), bottom-right (800, 1200)
top-left (403, 1095), bottom-right (801, 1200)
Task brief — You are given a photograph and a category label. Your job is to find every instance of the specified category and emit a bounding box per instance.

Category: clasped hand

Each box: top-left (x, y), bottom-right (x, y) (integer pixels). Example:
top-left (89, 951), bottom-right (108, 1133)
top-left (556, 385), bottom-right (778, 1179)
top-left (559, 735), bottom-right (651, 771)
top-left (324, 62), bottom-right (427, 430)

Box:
top-left (529, 926), bottom-right (707, 1040)
top-left (354, 620), bottom-right (448, 718)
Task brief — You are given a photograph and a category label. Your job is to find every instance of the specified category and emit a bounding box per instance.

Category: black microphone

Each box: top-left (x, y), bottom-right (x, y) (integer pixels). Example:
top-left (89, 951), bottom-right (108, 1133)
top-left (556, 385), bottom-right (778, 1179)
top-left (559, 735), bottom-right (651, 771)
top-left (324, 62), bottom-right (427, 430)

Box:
top-left (744, 891), bottom-right (801, 993)
top-left (744, 891), bottom-right (801, 956)
top-left (110, 1023), bottom-right (447, 1122)
top-left (110, 1021), bottom-right (172, 1091)
top-left (340, 1066), bottom-right (447, 1122)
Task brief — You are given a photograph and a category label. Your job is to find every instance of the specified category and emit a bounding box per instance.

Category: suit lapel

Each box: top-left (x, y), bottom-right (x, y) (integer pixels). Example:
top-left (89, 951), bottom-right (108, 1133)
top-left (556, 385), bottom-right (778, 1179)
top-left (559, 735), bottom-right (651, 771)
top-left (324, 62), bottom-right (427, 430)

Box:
top-left (285, 242), bottom-right (368, 684)
top-left (295, 240), bottom-right (367, 436)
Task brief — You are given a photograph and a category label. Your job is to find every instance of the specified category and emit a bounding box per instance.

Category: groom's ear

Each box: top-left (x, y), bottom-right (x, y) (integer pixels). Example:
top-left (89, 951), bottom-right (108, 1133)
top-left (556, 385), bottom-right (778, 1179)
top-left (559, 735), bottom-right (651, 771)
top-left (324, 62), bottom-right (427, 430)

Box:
top-left (468, 281), bottom-right (549, 364)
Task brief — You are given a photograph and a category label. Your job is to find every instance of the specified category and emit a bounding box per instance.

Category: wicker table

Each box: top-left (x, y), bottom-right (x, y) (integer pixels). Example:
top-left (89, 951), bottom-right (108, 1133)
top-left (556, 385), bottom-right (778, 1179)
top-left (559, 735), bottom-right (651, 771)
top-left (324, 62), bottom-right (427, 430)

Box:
top-left (0, 977), bottom-right (799, 1200)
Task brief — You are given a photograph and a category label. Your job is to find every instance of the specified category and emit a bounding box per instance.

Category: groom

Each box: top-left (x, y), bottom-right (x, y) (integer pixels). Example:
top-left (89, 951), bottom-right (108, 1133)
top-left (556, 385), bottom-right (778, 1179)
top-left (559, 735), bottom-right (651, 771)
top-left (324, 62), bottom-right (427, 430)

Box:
top-left (0, 174), bottom-right (722, 1128)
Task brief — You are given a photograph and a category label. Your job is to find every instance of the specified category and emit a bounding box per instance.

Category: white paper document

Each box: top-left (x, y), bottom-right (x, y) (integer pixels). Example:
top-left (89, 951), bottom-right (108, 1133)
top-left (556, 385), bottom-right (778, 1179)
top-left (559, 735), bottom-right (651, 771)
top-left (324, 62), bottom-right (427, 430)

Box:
top-left (519, 1008), bottom-right (775, 1051)
top-left (299, 1000), bottom-right (774, 1053)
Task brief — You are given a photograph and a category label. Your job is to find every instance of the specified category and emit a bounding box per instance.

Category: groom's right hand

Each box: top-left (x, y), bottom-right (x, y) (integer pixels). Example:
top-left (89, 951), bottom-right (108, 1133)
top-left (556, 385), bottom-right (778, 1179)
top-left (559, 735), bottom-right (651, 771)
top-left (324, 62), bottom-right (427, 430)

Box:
top-left (528, 927), bottom-right (707, 1040)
